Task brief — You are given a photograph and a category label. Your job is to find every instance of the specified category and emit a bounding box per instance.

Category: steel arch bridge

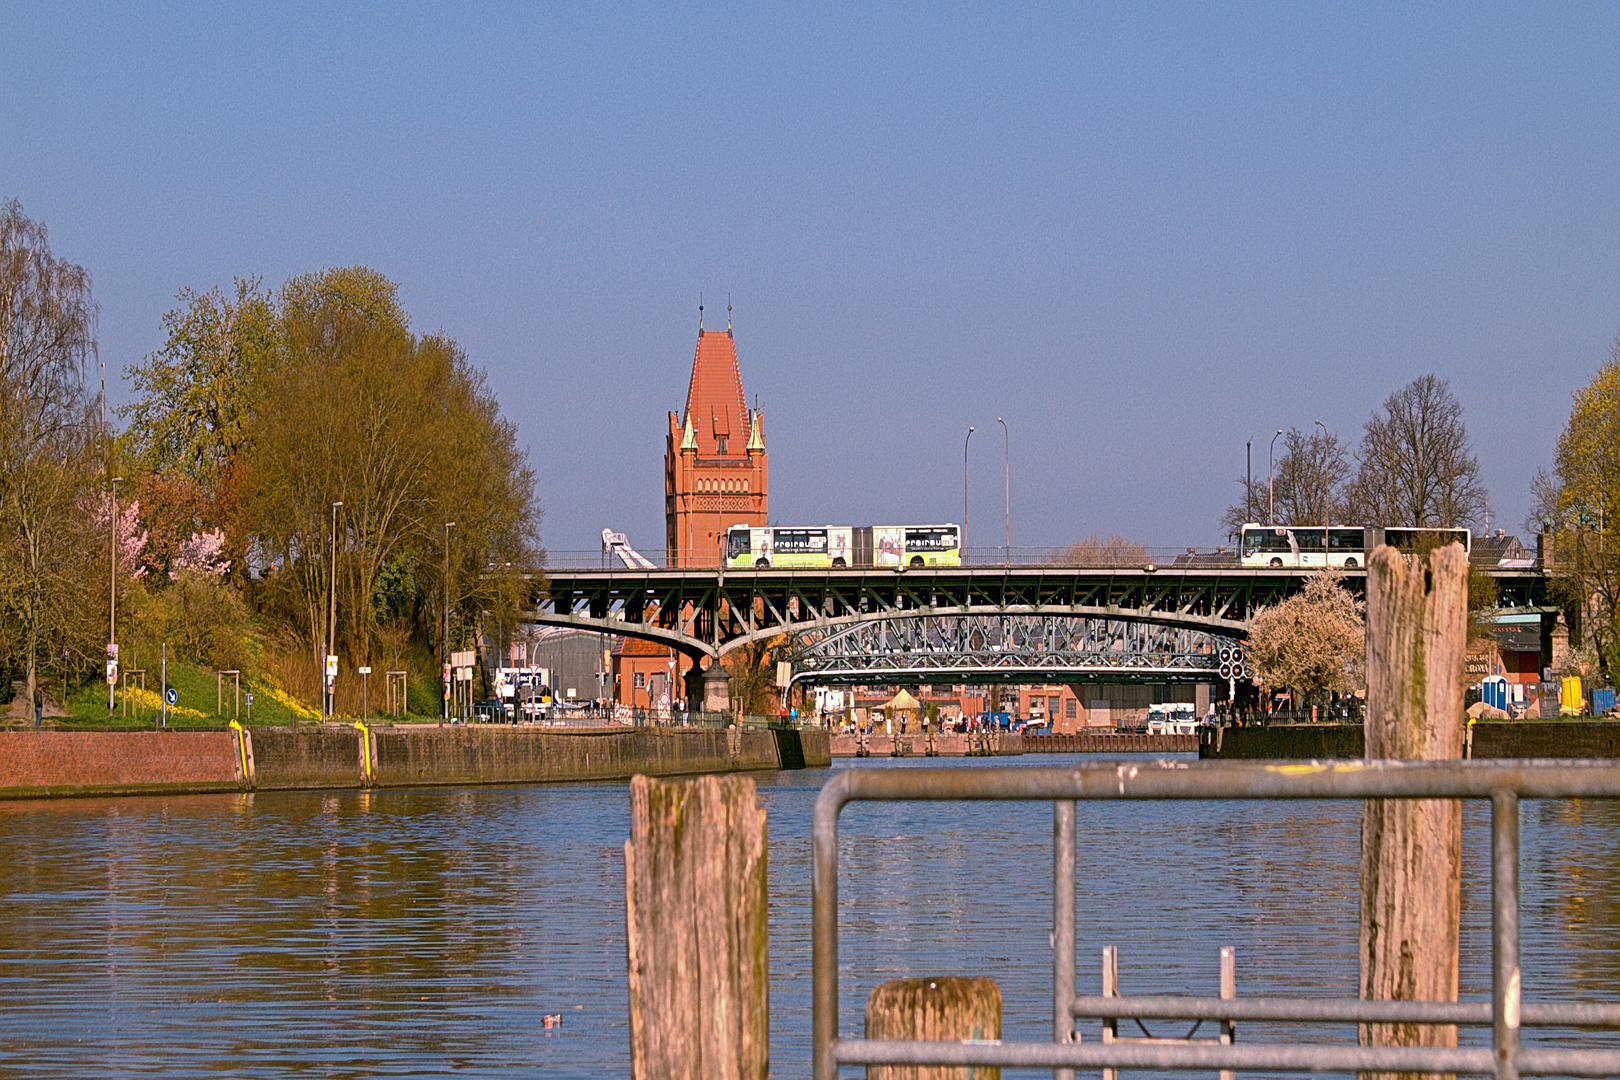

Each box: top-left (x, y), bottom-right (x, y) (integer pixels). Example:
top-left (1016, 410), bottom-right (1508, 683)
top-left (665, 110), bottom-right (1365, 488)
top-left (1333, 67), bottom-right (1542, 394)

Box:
top-left (526, 562), bottom-right (1544, 680)
top-left (526, 563), bottom-right (1551, 683)
top-left (780, 614), bottom-right (1244, 686)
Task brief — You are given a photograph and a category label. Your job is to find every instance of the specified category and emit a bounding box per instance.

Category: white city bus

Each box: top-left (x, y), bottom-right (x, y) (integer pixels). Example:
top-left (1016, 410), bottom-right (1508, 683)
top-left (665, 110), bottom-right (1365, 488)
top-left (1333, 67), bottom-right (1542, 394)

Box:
top-left (1239, 525), bottom-right (1471, 569)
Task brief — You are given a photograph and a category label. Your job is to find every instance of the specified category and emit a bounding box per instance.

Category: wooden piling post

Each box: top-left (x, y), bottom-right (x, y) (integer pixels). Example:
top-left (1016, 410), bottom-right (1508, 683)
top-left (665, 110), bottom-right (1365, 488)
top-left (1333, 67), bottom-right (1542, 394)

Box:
top-left (865, 976), bottom-right (1001, 1080)
top-left (1360, 542), bottom-right (1467, 1079)
top-left (625, 773), bottom-right (769, 1080)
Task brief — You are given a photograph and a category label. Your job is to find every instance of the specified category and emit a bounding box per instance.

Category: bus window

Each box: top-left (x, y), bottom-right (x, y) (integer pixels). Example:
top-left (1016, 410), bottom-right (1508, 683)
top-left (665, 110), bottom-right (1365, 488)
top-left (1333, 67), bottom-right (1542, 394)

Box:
top-left (904, 528), bottom-right (958, 552)
top-left (1329, 529), bottom-right (1365, 552)
top-left (726, 528), bottom-right (750, 560)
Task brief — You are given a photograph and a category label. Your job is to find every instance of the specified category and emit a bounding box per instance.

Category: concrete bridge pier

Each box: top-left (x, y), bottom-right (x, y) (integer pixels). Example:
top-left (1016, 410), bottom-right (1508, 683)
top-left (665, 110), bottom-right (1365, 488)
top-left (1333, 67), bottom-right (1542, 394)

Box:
top-left (701, 664), bottom-right (730, 714)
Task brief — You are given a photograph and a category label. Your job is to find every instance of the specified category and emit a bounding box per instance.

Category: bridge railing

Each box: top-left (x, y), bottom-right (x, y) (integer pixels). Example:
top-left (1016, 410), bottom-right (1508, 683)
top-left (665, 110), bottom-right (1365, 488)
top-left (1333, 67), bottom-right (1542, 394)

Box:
top-left (812, 759), bottom-right (1620, 1080)
top-left (538, 545), bottom-right (1238, 570)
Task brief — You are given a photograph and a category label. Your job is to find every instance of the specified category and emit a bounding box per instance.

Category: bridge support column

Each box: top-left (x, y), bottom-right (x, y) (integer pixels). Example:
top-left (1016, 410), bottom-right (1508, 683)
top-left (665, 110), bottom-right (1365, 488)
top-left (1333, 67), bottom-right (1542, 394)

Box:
top-left (701, 663), bottom-right (731, 716)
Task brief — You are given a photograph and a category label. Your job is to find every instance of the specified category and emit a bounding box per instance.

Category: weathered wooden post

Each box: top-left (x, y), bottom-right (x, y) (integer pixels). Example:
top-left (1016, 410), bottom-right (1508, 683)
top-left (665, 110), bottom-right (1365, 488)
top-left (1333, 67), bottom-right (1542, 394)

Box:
top-left (625, 773), bottom-right (768, 1080)
top-left (1360, 542), bottom-right (1467, 1079)
top-left (865, 975), bottom-right (1001, 1080)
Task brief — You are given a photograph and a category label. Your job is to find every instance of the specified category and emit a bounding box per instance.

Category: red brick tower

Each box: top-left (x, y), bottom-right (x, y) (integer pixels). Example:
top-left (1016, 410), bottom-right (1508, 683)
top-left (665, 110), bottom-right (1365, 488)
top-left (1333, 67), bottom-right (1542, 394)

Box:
top-left (665, 311), bottom-right (768, 567)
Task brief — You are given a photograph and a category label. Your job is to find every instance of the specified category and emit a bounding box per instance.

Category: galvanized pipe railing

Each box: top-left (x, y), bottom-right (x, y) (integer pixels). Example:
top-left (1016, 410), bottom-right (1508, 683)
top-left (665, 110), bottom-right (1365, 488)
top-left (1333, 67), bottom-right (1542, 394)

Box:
top-left (811, 760), bottom-right (1620, 1079)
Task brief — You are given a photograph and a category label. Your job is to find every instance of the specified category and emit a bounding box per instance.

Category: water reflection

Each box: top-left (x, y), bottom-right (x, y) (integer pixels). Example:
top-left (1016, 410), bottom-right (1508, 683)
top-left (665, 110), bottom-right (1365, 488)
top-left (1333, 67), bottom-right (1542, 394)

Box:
top-left (0, 757), bottom-right (1614, 1078)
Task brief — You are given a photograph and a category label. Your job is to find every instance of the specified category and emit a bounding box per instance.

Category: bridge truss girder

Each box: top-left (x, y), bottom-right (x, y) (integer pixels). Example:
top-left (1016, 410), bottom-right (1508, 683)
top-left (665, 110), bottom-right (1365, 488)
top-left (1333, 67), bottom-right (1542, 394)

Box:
top-left (525, 564), bottom-right (1548, 665)
top-left (783, 614), bottom-right (1243, 686)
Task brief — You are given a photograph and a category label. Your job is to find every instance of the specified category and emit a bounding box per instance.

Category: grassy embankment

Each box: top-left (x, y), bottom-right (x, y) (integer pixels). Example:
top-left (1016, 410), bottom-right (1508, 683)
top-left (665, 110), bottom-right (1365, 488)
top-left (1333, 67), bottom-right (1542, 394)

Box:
top-left (43, 659), bottom-right (440, 729)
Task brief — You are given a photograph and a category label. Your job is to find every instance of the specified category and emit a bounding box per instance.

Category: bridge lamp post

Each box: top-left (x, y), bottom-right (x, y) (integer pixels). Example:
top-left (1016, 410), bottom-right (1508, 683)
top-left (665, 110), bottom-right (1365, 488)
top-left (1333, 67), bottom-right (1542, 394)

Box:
top-left (997, 417), bottom-right (1009, 565)
top-left (1267, 429), bottom-right (1283, 526)
top-left (963, 426), bottom-right (974, 564)
top-left (1314, 419), bottom-right (1329, 535)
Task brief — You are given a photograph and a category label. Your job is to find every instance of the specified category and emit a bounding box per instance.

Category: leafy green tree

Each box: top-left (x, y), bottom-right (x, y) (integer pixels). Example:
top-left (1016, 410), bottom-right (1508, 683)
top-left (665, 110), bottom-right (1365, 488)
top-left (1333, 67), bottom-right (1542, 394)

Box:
top-left (0, 200), bottom-right (105, 710)
top-left (1345, 374), bottom-right (1487, 528)
top-left (1540, 337), bottom-right (1620, 681)
top-left (244, 269), bottom-right (542, 683)
top-left (119, 278), bottom-right (277, 490)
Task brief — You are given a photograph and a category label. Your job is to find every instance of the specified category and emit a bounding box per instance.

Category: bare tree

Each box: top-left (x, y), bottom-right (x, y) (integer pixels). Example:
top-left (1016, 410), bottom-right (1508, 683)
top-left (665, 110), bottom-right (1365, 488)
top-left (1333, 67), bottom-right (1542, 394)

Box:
top-left (0, 201), bottom-right (102, 713)
top-left (1220, 427), bottom-right (1353, 538)
top-left (1046, 533), bottom-right (1149, 566)
top-left (1345, 374), bottom-right (1487, 528)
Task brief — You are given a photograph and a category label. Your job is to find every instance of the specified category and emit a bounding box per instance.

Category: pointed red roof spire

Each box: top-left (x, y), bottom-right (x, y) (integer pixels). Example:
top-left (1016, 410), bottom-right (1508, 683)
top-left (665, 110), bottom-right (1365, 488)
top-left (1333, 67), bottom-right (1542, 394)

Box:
top-left (681, 326), bottom-right (750, 456)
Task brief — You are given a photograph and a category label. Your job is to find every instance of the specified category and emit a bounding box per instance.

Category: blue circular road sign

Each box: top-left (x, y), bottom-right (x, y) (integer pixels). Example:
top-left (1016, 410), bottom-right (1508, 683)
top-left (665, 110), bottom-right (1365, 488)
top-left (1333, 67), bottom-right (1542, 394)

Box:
top-left (165, 687), bottom-right (178, 706)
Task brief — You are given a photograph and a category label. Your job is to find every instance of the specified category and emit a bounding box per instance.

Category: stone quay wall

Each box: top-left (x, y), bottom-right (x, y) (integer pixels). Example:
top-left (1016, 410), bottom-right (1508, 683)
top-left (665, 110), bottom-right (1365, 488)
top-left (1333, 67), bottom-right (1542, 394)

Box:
top-left (828, 731), bottom-right (1197, 756)
top-left (1198, 721), bottom-right (1620, 760)
top-left (0, 725), bottom-right (831, 801)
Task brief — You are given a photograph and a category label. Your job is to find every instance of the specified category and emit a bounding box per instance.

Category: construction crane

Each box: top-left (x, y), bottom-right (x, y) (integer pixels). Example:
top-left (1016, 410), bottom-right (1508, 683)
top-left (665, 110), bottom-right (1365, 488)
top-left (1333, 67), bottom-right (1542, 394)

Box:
top-left (602, 528), bottom-right (657, 570)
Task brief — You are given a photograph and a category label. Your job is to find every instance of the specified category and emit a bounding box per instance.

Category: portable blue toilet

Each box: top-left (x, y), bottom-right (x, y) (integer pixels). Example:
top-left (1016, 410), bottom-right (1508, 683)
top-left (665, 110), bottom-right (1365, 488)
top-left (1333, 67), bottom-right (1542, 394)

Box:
top-left (1481, 676), bottom-right (1509, 711)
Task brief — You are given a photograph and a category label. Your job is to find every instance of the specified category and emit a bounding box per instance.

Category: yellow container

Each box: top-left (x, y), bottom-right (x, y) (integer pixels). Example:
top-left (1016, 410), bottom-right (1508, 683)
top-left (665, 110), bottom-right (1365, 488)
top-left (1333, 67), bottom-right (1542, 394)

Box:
top-left (1561, 676), bottom-right (1584, 716)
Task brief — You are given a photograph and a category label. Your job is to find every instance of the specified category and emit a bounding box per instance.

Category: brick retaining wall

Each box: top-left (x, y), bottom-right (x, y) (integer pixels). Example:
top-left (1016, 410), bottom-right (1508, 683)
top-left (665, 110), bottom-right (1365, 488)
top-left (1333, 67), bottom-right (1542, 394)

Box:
top-left (0, 725), bottom-right (829, 800)
top-left (0, 731), bottom-right (241, 798)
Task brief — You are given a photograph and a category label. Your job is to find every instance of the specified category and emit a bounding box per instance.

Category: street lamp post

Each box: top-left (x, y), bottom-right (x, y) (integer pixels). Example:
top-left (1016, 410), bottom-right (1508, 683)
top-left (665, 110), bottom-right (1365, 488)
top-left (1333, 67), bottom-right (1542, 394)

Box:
top-left (997, 417), bottom-right (1009, 564)
top-left (108, 475), bottom-right (121, 714)
top-left (443, 521), bottom-right (456, 725)
top-left (962, 426), bottom-right (974, 564)
top-left (1314, 419), bottom-right (1329, 534)
top-left (1268, 429), bottom-right (1283, 526)
top-left (1246, 438), bottom-right (1253, 526)
top-left (328, 501), bottom-right (342, 721)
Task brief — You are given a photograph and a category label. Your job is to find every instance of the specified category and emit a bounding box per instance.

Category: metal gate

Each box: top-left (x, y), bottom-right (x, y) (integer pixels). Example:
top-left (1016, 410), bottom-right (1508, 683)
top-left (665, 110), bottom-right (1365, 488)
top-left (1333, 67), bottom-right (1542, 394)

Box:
top-left (811, 760), bottom-right (1620, 1078)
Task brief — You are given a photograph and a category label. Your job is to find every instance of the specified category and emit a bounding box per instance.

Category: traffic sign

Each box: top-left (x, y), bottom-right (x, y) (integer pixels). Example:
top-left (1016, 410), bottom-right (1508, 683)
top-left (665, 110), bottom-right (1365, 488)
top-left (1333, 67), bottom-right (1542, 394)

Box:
top-left (358, 666), bottom-right (372, 675)
top-left (106, 660), bottom-right (118, 685)
top-left (245, 693), bottom-right (255, 706)
top-left (165, 687), bottom-right (178, 706)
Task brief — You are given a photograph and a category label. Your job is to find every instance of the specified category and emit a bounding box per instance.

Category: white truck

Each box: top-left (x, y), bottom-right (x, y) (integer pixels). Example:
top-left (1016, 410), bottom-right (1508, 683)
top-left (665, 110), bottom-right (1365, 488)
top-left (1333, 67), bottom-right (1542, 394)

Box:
top-left (494, 667), bottom-right (551, 722)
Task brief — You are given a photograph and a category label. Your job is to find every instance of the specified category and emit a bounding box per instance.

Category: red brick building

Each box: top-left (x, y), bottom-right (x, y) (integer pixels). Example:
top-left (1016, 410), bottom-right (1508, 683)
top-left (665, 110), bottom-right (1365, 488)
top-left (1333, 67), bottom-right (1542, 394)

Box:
top-left (665, 313), bottom-right (768, 567)
top-left (612, 634), bottom-right (678, 710)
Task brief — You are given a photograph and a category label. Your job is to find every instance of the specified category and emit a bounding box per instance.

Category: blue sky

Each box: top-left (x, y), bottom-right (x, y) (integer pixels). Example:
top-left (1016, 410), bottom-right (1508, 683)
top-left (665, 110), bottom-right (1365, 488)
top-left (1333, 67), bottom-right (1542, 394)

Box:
top-left (7, 3), bottom-right (1616, 559)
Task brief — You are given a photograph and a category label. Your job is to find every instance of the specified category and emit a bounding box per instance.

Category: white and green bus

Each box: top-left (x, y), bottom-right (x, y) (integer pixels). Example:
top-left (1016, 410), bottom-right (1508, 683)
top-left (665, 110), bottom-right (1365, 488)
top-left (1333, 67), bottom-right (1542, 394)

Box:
top-left (724, 523), bottom-right (961, 569)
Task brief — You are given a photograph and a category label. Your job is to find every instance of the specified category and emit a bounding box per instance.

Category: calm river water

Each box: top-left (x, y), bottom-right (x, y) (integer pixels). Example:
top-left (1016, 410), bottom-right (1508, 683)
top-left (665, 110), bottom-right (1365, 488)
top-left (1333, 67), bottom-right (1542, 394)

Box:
top-left (0, 754), bottom-right (1616, 1078)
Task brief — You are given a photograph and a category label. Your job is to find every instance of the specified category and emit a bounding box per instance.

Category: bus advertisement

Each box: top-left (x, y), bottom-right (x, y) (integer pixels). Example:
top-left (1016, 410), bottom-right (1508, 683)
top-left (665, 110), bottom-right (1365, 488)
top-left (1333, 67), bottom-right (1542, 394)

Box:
top-left (725, 523), bottom-right (960, 569)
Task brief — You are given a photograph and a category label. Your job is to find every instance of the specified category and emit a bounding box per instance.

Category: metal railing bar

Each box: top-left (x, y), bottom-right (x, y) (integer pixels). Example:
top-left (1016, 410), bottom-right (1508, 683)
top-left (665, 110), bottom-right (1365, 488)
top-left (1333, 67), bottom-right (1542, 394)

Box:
top-left (1515, 1047), bottom-right (1620, 1077)
top-left (834, 1036), bottom-right (1507, 1073)
top-left (1494, 789), bottom-right (1522, 1080)
top-left (1052, 799), bottom-right (1077, 1080)
top-left (820, 761), bottom-right (1620, 806)
top-left (1067, 994), bottom-right (1620, 1026)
